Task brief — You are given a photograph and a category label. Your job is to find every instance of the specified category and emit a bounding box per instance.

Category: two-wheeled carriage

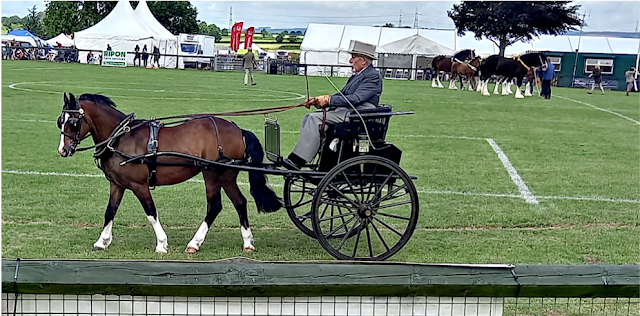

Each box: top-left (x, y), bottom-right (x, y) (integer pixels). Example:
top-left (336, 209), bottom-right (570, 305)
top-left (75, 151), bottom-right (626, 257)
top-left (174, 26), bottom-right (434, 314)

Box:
top-left (263, 105), bottom-right (420, 260)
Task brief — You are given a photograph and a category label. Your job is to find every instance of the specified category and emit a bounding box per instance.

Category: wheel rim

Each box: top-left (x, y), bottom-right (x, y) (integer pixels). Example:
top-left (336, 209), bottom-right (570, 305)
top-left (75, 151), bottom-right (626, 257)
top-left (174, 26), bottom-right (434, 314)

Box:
top-left (312, 156), bottom-right (419, 261)
top-left (284, 175), bottom-right (318, 238)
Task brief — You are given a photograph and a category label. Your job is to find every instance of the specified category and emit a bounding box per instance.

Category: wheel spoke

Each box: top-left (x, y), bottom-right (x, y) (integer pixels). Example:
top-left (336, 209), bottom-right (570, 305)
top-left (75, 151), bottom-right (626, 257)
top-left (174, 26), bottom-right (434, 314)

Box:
top-left (340, 170), bottom-right (361, 204)
top-left (326, 183), bottom-right (360, 207)
top-left (352, 219), bottom-right (364, 257)
top-left (372, 172), bottom-right (395, 201)
top-left (373, 183), bottom-right (409, 204)
top-left (336, 218), bottom-right (360, 252)
top-left (366, 165), bottom-right (379, 202)
top-left (319, 210), bottom-right (356, 222)
top-left (324, 215), bottom-right (357, 239)
top-left (319, 198), bottom-right (357, 209)
top-left (365, 221), bottom-right (373, 257)
top-left (372, 216), bottom-right (404, 237)
top-left (369, 219), bottom-right (390, 251)
top-left (376, 200), bottom-right (413, 212)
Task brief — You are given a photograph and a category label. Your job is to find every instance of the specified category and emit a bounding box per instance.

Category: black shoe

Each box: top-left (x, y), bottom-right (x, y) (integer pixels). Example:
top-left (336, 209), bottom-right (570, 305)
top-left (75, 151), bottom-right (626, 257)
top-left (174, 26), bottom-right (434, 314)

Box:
top-left (281, 158), bottom-right (300, 171)
top-left (251, 83), bottom-right (256, 85)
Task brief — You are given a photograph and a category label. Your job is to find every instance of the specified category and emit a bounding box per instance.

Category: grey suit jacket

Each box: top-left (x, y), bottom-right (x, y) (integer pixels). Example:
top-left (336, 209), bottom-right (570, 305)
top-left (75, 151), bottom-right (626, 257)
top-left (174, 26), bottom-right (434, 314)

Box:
top-left (329, 64), bottom-right (382, 108)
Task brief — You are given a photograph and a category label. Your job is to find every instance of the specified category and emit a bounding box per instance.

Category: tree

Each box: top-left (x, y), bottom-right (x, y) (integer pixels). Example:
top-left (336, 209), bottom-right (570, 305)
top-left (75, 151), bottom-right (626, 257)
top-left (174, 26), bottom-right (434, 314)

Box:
top-left (147, 1), bottom-right (198, 34)
top-left (275, 32), bottom-right (285, 43)
top-left (221, 28), bottom-right (229, 36)
top-left (260, 28), bottom-right (269, 38)
top-left (23, 5), bottom-right (45, 37)
top-left (288, 34), bottom-right (298, 43)
top-left (198, 21), bottom-right (222, 42)
top-left (447, 1), bottom-right (584, 56)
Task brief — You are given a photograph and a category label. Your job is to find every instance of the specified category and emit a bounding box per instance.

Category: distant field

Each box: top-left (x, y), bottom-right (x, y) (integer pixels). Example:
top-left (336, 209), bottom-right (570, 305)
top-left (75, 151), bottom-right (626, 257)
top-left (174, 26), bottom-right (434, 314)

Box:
top-left (2, 60), bottom-right (638, 263)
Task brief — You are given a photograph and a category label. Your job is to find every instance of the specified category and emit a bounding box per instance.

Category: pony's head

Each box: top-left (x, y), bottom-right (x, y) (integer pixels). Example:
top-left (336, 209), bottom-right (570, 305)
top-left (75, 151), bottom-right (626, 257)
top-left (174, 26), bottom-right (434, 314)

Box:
top-left (57, 92), bottom-right (90, 157)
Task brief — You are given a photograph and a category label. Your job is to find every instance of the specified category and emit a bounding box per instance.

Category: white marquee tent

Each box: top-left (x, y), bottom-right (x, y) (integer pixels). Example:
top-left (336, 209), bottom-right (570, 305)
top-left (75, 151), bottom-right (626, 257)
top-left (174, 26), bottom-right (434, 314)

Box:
top-left (46, 33), bottom-right (74, 47)
top-left (300, 23), bottom-right (456, 77)
top-left (74, 0), bottom-right (177, 67)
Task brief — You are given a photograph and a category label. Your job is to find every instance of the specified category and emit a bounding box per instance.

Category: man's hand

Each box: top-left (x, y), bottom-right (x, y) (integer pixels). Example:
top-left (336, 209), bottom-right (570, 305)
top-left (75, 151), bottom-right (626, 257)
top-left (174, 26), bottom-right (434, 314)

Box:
top-left (313, 95), bottom-right (331, 108)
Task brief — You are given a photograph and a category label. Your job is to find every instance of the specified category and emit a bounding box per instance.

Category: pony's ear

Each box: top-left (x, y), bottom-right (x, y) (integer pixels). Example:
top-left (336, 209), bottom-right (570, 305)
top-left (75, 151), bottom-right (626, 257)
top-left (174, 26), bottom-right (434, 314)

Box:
top-left (69, 93), bottom-right (78, 109)
top-left (63, 92), bottom-right (69, 106)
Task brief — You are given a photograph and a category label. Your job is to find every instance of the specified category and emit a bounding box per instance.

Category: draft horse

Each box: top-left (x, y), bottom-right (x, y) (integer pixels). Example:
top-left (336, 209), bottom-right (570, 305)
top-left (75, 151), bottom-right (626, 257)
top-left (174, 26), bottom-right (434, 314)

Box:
top-left (450, 56), bottom-right (481, 91)
top-left (431, 49), bottom-right (476, 89)
top-left (477, 51), bottom-right (548, 98)
top-left (57, 93), bottom-right (282, 254)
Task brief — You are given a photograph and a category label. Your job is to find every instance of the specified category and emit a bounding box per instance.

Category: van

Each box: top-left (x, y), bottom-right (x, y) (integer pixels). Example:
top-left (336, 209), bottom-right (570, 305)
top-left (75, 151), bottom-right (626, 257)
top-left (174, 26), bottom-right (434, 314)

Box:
top-left (178, 34), bottom-right (216, 69)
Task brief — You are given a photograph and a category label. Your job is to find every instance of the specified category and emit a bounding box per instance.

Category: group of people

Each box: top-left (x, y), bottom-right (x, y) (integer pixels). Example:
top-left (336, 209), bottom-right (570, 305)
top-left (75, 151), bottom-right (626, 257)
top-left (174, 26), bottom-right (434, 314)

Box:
top-left (106, 43), bottom-right (161, 68)
top-left (131, 44), bottom-right (161, 68)
top-left (587, 65), bottom-right (637, 96)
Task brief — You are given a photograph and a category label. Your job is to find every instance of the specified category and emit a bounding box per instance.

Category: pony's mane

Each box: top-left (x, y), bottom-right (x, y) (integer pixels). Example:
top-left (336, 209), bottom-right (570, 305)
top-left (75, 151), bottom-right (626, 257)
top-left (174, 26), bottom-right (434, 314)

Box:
top-left (79, 94), bottom-right (117, 108)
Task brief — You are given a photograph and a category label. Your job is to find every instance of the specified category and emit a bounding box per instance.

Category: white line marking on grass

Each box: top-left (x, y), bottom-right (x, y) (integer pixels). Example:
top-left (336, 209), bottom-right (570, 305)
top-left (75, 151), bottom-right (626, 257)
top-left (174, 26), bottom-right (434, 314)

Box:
top-left (555, 95), bottom-right (640, 125)
top-left (10, 67), bottom-right (71, 71)
top-left (486, 138), bottom-right (539, 204)
top-left (5, 169), bottom-right (639, 204)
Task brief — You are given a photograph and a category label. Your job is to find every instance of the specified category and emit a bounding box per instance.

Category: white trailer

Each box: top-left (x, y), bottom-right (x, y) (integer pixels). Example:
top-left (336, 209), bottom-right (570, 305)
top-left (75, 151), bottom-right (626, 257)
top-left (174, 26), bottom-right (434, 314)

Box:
top-left (177, 34), bottom-right (215, 69)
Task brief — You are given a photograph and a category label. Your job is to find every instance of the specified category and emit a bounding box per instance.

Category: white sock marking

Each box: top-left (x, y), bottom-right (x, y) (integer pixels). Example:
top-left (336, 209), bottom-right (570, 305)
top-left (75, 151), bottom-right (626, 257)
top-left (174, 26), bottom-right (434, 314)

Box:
top-left (241, 226), bottom-right (255, 250)
top-left (486, 138), bottom-right (539, 204)
top-left (147, 215), bottom-right (168, 253)
top-left (187, 222), bottom-right (209, 250)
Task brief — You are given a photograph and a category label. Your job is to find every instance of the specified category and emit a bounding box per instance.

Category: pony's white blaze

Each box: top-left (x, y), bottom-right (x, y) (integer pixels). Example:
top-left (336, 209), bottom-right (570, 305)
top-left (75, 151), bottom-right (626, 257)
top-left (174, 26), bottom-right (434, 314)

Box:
top-left (186, 221), bottom-right (209, 251)
top-left (93, 220), bottom-right (113, 250)
top-left (147, 215), bottom-right (168, 253)
top-left (241, 226), bottom-right (255, 251)
top-left (57, 113), bottom-right (69, 155)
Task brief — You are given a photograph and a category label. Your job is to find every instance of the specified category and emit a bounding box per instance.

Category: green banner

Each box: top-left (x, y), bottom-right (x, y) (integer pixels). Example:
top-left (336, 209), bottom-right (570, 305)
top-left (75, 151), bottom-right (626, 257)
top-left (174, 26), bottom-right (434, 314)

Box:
top-left (101, 50), bottom-right (127, 67)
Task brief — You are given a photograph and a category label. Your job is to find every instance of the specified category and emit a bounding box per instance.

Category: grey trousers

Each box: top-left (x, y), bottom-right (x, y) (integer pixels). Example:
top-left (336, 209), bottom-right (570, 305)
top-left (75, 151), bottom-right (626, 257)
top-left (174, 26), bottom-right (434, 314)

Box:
top-left (292, 104), bottom-right (377, 162)
top-left (244, 68), bottom-right (255, 85)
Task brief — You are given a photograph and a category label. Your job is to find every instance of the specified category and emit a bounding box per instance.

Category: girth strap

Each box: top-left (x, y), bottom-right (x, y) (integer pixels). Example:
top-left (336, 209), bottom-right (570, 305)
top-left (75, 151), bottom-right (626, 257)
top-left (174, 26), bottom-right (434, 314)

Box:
top-left (147, 120), bottom-right (163, 190)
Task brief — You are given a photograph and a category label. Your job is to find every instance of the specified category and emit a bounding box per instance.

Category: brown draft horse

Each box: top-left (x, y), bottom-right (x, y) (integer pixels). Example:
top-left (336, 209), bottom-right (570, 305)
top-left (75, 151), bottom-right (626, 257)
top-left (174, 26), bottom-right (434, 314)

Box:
top-left (450, 56), bottom-right (481, 91)
top-left (57, 93), bottom-right (282, 254)
top-left (431, 49), bottom-right (476, 89)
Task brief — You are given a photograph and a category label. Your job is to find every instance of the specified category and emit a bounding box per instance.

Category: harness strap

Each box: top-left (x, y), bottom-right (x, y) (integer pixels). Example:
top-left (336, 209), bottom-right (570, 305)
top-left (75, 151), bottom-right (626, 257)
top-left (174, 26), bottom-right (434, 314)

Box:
top-left (208, 117), bottom-right (231, 162)
top-left (515, 56), bottom-right (531, 70)
top-left (147, 120), bottom-right (162, 190)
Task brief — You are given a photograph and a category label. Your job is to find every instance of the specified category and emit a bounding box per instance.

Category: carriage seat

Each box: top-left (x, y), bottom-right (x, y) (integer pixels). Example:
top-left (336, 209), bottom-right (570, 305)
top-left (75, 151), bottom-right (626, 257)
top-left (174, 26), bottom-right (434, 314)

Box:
top-left (326, 104), bottom-right (393, 142)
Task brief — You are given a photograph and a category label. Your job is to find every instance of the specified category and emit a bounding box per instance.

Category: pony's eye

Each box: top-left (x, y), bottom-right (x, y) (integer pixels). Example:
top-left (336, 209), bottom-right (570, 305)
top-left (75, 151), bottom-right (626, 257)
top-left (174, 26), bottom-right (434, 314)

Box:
top-left (69, 119), bottom-right (80, 131)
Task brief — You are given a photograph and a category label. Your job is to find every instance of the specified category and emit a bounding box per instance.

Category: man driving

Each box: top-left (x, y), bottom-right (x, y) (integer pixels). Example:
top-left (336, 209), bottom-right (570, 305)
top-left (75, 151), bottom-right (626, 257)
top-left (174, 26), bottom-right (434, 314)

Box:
top-left (283, 40), bottom-right (382, 170)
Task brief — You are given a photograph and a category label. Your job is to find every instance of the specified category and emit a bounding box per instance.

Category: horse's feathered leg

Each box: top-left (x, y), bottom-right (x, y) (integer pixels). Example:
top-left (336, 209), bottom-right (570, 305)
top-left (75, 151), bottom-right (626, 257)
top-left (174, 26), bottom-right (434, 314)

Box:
top-left (493, 77), bottom-right (501, 95)
top-left (186, 172), bottom-right (223, 254)
top-left (220, 173), bottom-right (255, 251)
top-left (93, 182), bottom-right (125, 251)
top-left (131, 184), bottom-right (168, 253)
top-left (515, 76), bottom-right (525, 99)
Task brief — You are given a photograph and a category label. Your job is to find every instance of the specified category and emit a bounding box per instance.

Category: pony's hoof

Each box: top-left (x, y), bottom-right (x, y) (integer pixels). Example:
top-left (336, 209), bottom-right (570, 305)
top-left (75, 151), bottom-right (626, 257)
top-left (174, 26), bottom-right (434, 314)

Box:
top-left (185, 247), bottom-right (198, 254)
top-left (244, 246), bottom-right (255, 252)
top-left (93, 245), bottom-right (106, 251)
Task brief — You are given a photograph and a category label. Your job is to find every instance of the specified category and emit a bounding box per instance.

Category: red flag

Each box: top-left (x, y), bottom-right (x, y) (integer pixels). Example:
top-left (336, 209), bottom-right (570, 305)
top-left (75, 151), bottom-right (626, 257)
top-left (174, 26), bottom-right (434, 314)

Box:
top-left (244, 27), bottom-right (255, 49)
top-left (230, 22), bottom-right (243, 52)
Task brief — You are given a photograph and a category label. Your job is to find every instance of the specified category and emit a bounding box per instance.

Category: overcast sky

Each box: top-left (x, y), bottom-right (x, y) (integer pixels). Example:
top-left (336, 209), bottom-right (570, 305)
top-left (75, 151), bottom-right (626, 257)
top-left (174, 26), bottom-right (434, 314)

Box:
top-left (2, 1), bottom-right (639, 33)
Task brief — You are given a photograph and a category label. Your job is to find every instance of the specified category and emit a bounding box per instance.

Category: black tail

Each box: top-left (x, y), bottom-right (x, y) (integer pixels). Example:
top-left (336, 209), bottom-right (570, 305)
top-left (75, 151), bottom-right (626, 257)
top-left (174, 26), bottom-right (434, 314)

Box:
top-left (242, 129), bottom-right (282, 213)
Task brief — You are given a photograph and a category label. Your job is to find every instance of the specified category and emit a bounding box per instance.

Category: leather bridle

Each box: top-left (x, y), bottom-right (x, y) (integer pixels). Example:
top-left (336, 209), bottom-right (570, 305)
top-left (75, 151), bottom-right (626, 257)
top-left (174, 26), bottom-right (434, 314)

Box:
top-left (58, 107), bottom-right (91, 152)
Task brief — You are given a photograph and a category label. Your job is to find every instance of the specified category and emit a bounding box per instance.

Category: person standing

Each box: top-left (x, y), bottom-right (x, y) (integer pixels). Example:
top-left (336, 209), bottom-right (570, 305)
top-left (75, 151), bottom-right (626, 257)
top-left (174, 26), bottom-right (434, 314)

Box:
top-left (153, 45), bottom-right (160, 68)
top-left (588, 64), bottom-right (605, 94)
top-left (283, 40), bottom-right (382, 170)
top-left (106, 44), bottom-right (112, 51)
top-left (133, 44), bottom-right (141, 67)
top-left (626, 67), bottom-right (636, 96)
top-left (537, 57), bottom-right (555, 99)
top-left (243, 48), bottom-right (257, 85)
top-left (142, 44), bottom-right (149, 67)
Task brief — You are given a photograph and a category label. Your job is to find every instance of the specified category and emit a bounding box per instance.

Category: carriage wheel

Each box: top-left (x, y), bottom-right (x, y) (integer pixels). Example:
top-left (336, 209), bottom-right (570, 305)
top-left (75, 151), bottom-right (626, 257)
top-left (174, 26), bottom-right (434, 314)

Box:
top-left (284, 175), bottom-right (318, 238)
top-left (285, 175), bottom-right (363, 239)
top-left (311, 156), bottom-right (419, 261)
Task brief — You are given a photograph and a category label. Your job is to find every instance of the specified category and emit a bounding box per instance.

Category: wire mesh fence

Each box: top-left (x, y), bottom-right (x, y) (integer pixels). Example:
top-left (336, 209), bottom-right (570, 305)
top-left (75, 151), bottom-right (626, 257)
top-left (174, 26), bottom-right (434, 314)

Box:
top-left (3, 293), bottom-right (639, 316)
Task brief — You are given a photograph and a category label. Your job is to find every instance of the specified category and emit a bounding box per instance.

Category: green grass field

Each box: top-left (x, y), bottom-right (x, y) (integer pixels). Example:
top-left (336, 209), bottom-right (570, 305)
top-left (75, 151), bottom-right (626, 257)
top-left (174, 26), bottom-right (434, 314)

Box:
top-left (2, 60), bottom-right (639, 263)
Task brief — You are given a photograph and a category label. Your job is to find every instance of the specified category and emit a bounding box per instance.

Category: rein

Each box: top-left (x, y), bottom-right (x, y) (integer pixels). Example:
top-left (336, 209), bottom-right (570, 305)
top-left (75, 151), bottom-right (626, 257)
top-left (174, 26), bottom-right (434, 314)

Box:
top-left (69, 102), bottom-right (306, 154)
